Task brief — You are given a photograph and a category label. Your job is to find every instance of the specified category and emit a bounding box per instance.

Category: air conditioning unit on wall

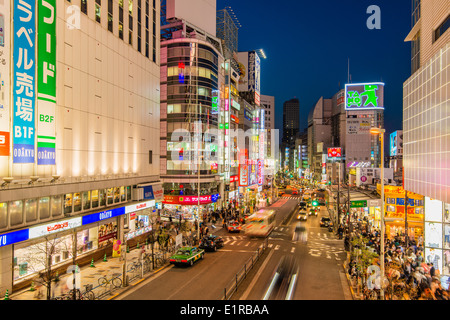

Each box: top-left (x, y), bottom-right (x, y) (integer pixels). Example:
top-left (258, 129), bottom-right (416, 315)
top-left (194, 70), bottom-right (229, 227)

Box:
top-left (132, 187), bottom-right (144, 201)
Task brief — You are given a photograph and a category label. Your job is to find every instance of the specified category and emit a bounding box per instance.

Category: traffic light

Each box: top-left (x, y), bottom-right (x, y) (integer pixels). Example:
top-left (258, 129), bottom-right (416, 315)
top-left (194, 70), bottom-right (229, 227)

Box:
top-left (312, 200), bottom-right (319, 206)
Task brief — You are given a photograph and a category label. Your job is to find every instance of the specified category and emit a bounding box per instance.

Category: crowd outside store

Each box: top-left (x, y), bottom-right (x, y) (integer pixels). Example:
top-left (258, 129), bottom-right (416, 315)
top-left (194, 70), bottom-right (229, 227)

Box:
top-left (343, 218), bottom-right (450, 300)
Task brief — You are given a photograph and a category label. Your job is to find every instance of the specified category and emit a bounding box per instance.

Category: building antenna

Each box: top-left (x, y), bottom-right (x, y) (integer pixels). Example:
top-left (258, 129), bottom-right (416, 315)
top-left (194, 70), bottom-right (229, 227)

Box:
top-left (347, 58), bottom-right (350, 83)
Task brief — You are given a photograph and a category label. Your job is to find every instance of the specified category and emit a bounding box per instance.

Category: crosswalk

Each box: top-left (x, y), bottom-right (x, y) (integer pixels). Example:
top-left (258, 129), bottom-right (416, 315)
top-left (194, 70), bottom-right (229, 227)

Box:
top-left (220, 227), bottom-right (344, 261)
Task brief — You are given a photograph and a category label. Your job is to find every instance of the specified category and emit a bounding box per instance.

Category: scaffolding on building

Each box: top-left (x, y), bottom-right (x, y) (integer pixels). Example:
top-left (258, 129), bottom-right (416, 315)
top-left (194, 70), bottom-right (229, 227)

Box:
top-left (216, 6), bottom-right (240, 71)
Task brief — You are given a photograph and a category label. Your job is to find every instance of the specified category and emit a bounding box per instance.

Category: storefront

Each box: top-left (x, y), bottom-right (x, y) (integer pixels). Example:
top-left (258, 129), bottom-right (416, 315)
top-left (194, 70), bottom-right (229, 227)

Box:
top-left (423, 198), bottom-right (450, 277)
top-left (349, 199), bottom-right (382, 230)
top-left (162, 194), bottom-right (220, 222)
top-left (2, 197), bottom-right (162, 289)
top-left (124, 200), bottom-right (157, 241)
top-left (377, 184), bottom-right (424, 241)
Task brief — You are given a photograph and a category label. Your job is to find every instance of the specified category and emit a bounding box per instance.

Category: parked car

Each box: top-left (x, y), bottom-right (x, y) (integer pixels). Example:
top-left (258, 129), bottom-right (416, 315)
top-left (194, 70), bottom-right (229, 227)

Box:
top-left (199, 235), bottom-right (224, 252)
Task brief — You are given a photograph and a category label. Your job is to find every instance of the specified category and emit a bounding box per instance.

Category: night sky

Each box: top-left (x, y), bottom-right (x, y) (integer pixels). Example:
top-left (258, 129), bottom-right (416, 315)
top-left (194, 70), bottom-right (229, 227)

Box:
top-left (217, 0), bottom-right (412, 139)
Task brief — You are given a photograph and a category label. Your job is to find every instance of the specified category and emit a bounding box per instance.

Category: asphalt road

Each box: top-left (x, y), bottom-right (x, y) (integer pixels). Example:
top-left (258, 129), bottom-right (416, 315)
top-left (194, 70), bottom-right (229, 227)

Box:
top-left (234, 194), bottom-right (352, 300)
top-left (116, 193), bottom-right (352, 300)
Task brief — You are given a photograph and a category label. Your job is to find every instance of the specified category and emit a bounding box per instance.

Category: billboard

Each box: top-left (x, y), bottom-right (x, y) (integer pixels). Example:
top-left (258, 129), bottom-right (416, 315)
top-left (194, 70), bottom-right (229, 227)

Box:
top-left (13, 0), bottom-right (37, 163)
top-left (345, 82), bottom-right (384, 110)
top-left (346, 117), bottom-right (371, 135)
top-left (239, 164), bottom-right (248, 186)
top-left (0, 0), bottom-right (10, 160)
top-left (390, 130), bottom-right (403, 156)
top-left (237, 51), bottom-right (261, 106)
top-left (327, 147), bottom-right (342, 158)
top-left (37, 0), bottom-right (57, 165)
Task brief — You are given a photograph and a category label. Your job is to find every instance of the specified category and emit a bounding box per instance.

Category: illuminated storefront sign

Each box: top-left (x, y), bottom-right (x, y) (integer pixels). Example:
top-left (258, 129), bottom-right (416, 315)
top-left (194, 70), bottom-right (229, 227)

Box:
top-left (29, 217), bottom-right (82, 239)
top-left (345, 82), bottom-right (384, 110)
top-left (13, 0), bottom-right (37, 163)
top-left (239, 164), bottom-right (249, 186)
top-left (37, 0), bottom-right (57, 165)
top-left (162, 194), bottom-right (219, 205)
top-left (347, 161), bottom-right (371, 168)
top-left (257, 160), bottom-right (263, 185)
top-left (0, 229), bottom-right (29, 248)
top-left (125, 200), bottom-right (156, 214)
top-left (82, 207), bottom-right (125, 225)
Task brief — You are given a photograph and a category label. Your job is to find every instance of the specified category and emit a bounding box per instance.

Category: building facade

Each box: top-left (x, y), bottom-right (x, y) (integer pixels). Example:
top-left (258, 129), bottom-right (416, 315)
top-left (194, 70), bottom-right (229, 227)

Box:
top-left (403, 0), bottom-right (450, 276)
top-left (0, 0), bottom-right (162, 294)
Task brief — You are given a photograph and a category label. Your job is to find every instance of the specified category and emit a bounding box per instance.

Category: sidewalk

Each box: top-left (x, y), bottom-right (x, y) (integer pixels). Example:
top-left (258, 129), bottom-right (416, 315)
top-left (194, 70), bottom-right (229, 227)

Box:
top-left (10, 223), bottom-right (224, 301)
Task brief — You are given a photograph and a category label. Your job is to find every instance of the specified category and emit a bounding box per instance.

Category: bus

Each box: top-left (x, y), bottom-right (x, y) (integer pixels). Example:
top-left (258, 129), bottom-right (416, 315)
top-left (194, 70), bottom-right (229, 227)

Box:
top-left (244, 209), bottom-right (277, 237)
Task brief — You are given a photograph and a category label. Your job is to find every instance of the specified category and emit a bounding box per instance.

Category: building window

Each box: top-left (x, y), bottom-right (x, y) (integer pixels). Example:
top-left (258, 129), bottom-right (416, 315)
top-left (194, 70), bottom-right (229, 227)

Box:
top-left (412, 0), bottom-right (420, 27)
top-left (81, 0), bottom-right (87, 14)
top-left (119, 0), bottom-right (124, 39)
top-left (152, 4), bottom-right (156, 62)
top-left (107, 0), bottom-right (113, 32)
top-left (145, 0), bottom-right (149, 57)
top-left (95, 0), bottom-right (101, 23)
top-left (129, 0), bottom-right (133, 45)
top-left (411, 32), bottom-right (420, 74)
top-left (137, 0), bottom-right (142, 53)
top-left (434, 15), bottom-right (450, 43)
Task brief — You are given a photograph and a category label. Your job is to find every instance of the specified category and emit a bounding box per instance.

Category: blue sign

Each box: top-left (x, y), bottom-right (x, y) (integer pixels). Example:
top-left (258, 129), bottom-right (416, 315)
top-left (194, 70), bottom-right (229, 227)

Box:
top-left (82, 207), bottom-right (125, 225)
top-left (143, 186), bottom-right (154, 200)
top-left (13, 0), bottom-right (36, 163)
top-left (396, 198), bottom-right (415, 206)
top-left (211, 194), bottom-right (219, 203)
top-left (390, 131), bottom-right (398, 156)
top-left (0, 229), bottom-right (29, 247)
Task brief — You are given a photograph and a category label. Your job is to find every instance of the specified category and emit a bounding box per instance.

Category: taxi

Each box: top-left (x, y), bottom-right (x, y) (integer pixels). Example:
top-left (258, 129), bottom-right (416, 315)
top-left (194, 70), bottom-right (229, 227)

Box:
top-left (169, 246), bottom-right (204, 266)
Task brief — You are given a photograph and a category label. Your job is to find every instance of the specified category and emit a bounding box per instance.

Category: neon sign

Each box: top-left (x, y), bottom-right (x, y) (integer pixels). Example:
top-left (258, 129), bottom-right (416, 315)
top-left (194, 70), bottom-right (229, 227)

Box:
top-left (345, 82), bottom-right (384, 110)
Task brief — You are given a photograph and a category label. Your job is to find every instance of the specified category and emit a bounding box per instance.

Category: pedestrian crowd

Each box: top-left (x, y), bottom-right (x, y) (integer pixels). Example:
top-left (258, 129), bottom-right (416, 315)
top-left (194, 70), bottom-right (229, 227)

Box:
top-left (343, 219), bottom-right (450, 300)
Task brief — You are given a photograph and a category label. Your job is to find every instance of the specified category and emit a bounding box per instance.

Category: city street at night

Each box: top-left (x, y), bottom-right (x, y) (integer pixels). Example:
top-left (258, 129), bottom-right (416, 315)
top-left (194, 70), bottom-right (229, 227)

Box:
top-left (0, 0), bottom-right (449, 316)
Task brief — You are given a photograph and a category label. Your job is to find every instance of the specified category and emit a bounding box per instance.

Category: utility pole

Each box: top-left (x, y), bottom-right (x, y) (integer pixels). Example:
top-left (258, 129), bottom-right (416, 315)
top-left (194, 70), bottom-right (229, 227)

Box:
top-left (405, 189), bottom-right (408, 247)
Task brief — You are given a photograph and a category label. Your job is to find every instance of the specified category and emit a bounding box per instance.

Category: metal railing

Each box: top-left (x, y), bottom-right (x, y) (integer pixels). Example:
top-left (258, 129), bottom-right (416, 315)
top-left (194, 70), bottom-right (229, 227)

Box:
top-left (220, 238), bottom-right (269, 300)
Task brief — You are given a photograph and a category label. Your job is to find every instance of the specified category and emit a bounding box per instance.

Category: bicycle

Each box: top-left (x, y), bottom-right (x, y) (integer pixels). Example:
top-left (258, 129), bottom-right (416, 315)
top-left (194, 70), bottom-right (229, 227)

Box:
top-left (128, 260), bottom-right (142, 273)
top-left (98, 273), bottom-right (122, 289)
top-left (142, 253), bottom-right (153, 272)
top-left (154, 252), bottom-right (167, 267)
top-left (68, 288), bottom-right (83, 300)
top-left (81, 284), bottom-right (96, 300)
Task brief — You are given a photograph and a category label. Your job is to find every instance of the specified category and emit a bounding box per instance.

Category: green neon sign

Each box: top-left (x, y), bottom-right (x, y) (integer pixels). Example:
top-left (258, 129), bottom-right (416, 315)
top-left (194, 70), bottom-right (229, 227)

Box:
top-left (345, 83), bottom-right (384, 110)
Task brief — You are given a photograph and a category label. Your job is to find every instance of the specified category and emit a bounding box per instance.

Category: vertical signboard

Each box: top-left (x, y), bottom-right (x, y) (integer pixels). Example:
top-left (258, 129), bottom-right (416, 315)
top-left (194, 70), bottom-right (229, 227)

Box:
top-left (37, 0), bottom-right (56, 165)
top-left (257, 160), bottom-right (263, 185)
top-left (13, 0), bottom-right (36, 163)
top-left (0, 0), bottom-right (10, 162)
top-left (238, 164), bottom-right (248, 186)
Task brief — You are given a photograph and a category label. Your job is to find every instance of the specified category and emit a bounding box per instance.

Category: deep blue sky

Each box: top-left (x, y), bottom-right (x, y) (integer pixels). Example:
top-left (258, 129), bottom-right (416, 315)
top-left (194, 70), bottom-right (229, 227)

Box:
top-left (217, 0), bottom-right (412, 138)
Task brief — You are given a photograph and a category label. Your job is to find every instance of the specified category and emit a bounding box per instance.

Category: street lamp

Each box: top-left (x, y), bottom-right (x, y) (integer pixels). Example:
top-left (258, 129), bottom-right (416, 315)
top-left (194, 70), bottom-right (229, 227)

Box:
top-left (370, 127), bottom-right (385, 299)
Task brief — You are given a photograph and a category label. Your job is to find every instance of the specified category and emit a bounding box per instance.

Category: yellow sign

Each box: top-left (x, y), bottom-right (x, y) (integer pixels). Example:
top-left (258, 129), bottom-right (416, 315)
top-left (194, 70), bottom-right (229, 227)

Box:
top-left (112, 239), bottom-right (122, 258)
top-left (376, 184), bottom-right (423, 199)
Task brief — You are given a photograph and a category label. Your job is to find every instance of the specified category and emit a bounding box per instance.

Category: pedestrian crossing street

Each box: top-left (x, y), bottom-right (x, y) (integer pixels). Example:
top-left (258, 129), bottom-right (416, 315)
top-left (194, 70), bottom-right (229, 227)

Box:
top-left (220, 227), bottom-right (345, 260)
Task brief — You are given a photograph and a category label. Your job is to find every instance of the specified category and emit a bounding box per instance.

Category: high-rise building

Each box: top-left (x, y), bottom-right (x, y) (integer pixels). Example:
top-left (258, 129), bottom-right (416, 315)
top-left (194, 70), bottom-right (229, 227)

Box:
top-left (260, 95), bottom-right (275, 131)
top-left (281, 98), bottom-right (299, 172)
top-left (159, 1), bottom-right (224, 214)
top-left (0, 0), bottom-right (162, 294)
top-left (307, 97), bottom-right (332, 181)
top-left (403, 0), bottom-right (450, 275)
top-left (282, 98), bottom-right (299, 144)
